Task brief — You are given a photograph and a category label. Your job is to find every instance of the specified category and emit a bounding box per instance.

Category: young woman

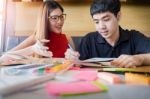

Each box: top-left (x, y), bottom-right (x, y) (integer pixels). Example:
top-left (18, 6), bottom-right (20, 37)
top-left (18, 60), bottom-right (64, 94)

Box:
top-left (0, 0), bottom-right (74, 61)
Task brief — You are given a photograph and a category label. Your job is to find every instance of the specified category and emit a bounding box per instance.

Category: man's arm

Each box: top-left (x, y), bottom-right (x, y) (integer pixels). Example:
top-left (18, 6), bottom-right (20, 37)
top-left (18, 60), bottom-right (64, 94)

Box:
top-left (140, 53), bottom-right (150, 65)
top-left (111, 53), bottom-right (150, 68)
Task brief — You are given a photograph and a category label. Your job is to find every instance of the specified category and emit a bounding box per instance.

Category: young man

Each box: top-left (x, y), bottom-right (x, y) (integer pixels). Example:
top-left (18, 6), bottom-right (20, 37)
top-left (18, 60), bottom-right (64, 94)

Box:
top-left (65, 0), bottom-right (150, 68)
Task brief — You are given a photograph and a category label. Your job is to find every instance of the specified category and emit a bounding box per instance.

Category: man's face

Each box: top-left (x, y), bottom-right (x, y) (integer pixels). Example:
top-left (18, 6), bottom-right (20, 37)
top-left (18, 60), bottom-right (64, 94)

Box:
top-left (93, 11), bottom-right (120, 39)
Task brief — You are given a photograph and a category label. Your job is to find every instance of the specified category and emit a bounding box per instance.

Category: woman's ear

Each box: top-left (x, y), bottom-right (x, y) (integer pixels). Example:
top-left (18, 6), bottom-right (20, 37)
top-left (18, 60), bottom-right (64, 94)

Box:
top-left (117, 11), bottom-right (121, 21)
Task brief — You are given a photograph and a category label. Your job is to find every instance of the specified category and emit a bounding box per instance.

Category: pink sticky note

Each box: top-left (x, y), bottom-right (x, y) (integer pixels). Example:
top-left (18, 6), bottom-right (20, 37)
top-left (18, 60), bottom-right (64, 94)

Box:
top-left (46, 81), bottom-right (105, 96)
top-left (73, 71), bottom-right (98, 81)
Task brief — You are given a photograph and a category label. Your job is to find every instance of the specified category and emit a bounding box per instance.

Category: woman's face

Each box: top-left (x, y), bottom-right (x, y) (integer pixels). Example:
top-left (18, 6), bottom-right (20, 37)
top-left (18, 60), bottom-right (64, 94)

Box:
top-left (49, 8), bottom-right (66, 33)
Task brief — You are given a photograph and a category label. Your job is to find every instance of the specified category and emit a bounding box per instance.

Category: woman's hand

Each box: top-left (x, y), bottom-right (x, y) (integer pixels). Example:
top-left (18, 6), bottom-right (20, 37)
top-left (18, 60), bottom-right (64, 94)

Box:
top-left (65, 49), bottom-right (80, 60)
top-left (111, 54), bottom-right (144, 68)
top-left (31, 39), bottom-right (53, 58)
top-left (0, 39), bottom-right (53, 63)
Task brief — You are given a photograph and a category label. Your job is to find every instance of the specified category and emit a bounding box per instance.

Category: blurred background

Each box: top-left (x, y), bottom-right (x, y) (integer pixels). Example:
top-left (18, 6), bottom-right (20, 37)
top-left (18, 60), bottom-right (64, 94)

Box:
top-left (0, 0), bottom-right (150, 52)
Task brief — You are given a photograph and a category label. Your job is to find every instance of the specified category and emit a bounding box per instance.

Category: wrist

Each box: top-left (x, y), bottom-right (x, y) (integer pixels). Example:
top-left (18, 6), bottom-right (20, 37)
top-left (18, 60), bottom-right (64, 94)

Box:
top-left (134, 54), bottom-right (145, 66)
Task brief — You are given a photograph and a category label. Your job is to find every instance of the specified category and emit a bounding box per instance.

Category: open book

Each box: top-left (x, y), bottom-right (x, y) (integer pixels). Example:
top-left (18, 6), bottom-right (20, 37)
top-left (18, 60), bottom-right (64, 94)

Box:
top-left (73, 58), bottom-right (150, 74)
top-left (82, 58), bottom-right (116, 62)
top-left (73, 58), bottom-right (116, 68)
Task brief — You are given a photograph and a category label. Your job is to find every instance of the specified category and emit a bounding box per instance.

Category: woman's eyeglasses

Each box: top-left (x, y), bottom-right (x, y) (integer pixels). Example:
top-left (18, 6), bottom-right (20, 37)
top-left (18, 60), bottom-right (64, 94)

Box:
top-left (49, 14), bottom-right (66, 22)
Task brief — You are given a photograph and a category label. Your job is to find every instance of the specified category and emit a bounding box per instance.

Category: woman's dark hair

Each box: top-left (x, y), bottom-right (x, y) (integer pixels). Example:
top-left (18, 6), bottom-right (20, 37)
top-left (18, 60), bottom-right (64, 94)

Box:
top-left (35, 0), bottom-right (64, 40)
top-left (90, 0), bottom-right (121, 17)
top-left (45, 0), bottom-right (64, 15)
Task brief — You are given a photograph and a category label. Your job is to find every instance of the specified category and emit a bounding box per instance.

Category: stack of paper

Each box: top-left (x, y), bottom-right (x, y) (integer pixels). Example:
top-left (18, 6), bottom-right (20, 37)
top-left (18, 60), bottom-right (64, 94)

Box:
top-left (0, 73), bottom-right (55, 95)
top-left (73, 58), bottom-right (116, 68)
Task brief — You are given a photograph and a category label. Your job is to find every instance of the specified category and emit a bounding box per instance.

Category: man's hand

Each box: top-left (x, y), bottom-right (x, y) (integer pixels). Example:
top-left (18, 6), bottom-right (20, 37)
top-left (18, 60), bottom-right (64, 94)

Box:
top-left (111, 54), bottom-right (144, 68)
top-left (65, 49), bottom-right (80, 60)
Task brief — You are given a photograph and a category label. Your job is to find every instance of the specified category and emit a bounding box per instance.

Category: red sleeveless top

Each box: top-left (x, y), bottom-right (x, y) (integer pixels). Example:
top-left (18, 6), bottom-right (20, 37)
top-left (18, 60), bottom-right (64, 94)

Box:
top-left (47, 32), bottom-right (68, 58)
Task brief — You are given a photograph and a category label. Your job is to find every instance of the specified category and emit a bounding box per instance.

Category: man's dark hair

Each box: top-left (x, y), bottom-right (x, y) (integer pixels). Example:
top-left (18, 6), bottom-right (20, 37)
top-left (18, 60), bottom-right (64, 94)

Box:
top-left (90, 0), bottom-right (121, 17)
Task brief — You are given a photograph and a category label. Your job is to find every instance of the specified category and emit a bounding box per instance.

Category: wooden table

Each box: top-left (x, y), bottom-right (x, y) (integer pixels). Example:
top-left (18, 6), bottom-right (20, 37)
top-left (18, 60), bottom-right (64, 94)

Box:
top-left (0, 58), bottom-right (150, 99)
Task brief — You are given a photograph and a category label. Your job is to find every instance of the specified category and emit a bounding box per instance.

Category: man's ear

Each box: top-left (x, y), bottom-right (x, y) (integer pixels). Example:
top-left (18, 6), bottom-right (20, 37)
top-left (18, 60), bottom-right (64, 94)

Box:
top-left (117, 11), bottom-right (121, 21)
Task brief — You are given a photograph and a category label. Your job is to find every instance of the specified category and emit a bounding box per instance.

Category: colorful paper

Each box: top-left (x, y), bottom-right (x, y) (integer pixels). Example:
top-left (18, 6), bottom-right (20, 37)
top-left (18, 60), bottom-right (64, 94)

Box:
top-left (73, 71), bottom-right (98, 81)
top-left (102, 66), bottom-right (150, 73)
top-left (125, 73), bottom-right (150, 85)
top-left (46, 81), bottom-right (108, 96)
top-left (98, 72), bottom-right (122, 84)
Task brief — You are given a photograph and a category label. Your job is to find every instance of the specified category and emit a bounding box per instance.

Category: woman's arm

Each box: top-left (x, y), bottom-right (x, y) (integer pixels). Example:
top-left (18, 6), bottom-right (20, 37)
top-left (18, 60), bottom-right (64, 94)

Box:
top-left (10, 34), bottom-right (36, 51)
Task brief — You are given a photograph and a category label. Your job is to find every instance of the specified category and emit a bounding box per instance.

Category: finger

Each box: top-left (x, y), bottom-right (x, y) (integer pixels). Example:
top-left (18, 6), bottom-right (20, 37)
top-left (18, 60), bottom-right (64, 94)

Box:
top-left (117, 59), bottom-right (131, 68)
top-left (45, 51), bottom-right (53, 57)
top-left (65, 49), bottom-right (73, 58)
top-left (64, 51), bottom-right (69, 59)
top-left (37, 50), bottom-right (52, 58)
top-left (68, 51), bottom-right (79, 60)
top-left (39, 39), bottom-right (50, 43)
top-left (34, 42), bottom-right (49, 50)
top-left (124, 62), bottom-right (136, 68)
top-left (64, 48), bottom-right (79, 60)
top-left (38, 46), bottom-right (49, 50)
top-left (112, 55), bottom-right (129, 66)
top-left (118, 56), bottom-right (136, 68)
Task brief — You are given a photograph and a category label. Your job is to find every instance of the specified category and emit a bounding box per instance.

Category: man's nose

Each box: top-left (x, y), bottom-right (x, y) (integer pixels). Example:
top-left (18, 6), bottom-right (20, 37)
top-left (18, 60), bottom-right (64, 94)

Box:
top-left (98, 21), bottom-right (106, 29)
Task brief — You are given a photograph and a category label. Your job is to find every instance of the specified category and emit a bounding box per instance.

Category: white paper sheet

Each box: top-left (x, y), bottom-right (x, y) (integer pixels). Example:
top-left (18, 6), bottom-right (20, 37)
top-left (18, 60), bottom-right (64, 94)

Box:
top-left (82, 58), bottom-right (116, 62)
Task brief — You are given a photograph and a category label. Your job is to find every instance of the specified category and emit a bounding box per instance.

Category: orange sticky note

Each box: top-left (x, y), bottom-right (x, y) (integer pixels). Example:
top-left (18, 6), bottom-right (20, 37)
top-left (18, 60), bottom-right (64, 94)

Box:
top-left (125, 73), bottom-right (150, 85)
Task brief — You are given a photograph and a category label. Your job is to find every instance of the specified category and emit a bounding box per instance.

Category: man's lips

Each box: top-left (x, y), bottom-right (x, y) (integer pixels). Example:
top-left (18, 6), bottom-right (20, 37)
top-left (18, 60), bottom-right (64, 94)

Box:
top-left (100, 31), bottom-right (108, 35)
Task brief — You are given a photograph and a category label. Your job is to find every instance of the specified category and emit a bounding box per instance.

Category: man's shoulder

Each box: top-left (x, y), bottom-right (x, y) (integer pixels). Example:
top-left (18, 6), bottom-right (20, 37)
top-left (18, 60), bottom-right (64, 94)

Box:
top-left (122, 28), bottom-right (143, 35)
top-left (121, 28), bottom-right (147, 38)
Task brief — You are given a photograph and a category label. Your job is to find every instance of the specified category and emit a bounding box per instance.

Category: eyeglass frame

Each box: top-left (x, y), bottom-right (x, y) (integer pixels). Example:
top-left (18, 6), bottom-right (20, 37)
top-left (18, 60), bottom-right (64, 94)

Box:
top-left (48, 14), bottom-right (66, 22)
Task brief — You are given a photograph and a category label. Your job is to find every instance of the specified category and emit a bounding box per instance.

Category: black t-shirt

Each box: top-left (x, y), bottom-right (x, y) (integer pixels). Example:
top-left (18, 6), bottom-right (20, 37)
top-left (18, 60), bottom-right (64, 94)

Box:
top-left (79, 27), bottom-right (150, 60)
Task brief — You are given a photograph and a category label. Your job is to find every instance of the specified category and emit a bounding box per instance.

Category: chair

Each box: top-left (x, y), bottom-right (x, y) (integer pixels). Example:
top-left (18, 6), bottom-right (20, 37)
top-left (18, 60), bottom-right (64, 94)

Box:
top-left (5, 35), bottom-right (83, 51)
top-left (71, 36), bottom-right (83, 51)
top-left (5, 36), bottom-right (28, 51)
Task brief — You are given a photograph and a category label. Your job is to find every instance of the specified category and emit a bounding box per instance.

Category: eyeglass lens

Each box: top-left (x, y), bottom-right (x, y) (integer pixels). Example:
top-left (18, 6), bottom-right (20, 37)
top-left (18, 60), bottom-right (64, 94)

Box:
top-left (49, 14), bottom-right (66, 22)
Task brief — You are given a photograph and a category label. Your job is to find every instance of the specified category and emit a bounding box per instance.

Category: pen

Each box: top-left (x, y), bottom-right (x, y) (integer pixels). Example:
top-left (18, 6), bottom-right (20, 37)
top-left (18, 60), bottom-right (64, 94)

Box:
top-left (68, 44), bottom-right (74, 51)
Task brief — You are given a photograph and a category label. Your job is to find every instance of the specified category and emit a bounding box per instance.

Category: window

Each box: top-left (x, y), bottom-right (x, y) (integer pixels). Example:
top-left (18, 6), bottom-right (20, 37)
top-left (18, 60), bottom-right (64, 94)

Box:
top-left (0, 0), bottom-right (5, 53)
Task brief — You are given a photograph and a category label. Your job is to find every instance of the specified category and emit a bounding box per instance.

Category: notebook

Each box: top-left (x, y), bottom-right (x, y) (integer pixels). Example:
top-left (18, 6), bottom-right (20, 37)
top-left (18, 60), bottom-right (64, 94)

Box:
top-left (0, 61), bottom-right (73, 95)
top-left (0, 73), bottom-right (55, 95)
